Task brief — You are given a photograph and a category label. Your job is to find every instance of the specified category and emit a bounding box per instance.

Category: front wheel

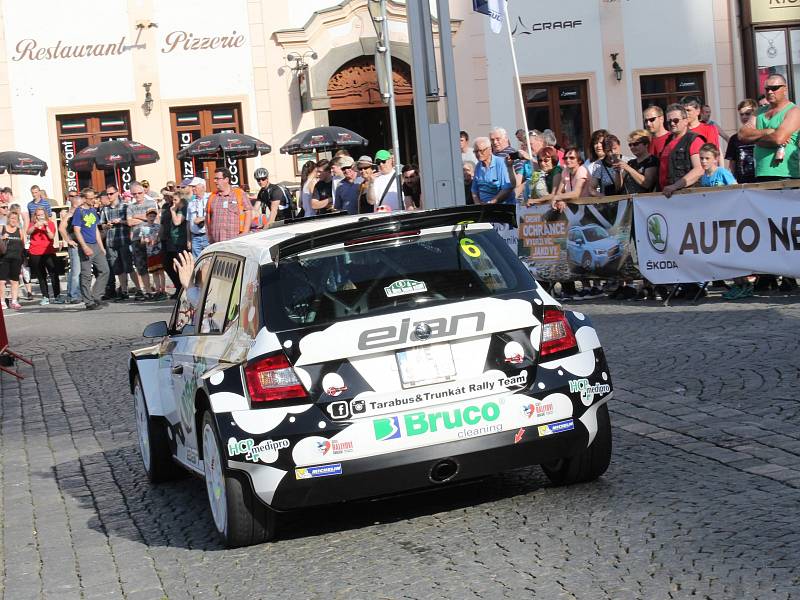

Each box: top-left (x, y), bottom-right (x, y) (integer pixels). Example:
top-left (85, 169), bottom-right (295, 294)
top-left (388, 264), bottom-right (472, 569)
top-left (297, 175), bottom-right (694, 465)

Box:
top-left (541, 403), bottom-right (612, 486)
top-left (134, 374), bottom-right (183, 483)
top-left (201, 412), bottom-right (276, 548)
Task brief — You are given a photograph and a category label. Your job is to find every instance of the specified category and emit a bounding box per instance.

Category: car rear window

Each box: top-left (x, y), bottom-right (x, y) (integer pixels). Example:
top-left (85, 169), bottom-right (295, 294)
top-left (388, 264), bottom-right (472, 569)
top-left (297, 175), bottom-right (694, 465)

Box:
top-left (260, 226), bottom-right (535, 331)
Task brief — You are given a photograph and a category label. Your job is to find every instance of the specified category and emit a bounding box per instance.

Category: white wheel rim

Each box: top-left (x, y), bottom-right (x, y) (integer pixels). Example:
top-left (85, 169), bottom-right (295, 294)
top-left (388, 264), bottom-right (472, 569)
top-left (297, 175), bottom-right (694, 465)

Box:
top-left (134, 381), bottom-right (151, 471)
top-left (203, 423), bottom-right (227, 533)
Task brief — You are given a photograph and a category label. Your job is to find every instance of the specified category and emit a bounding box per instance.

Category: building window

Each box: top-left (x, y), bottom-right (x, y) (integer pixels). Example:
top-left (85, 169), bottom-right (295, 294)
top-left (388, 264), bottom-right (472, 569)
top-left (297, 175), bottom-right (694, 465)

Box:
top-left (57, 111), bottom-right (134, 198)
top-left (522, 81), bottom-right (590, 156)
top-left (640, 72), bottom-right (706, 113)
top-left (170, 104), bottom-right (247, 190)
top-left (753, 27), bottom-right (800, 101)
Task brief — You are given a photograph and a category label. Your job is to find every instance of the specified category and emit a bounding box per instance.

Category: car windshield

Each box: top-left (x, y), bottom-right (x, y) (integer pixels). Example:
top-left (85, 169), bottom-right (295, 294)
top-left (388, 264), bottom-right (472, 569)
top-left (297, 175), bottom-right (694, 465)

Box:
top-left (261, 227), bottom-right (535, 331)
top-left (583, 226), bottom-right (608, 242)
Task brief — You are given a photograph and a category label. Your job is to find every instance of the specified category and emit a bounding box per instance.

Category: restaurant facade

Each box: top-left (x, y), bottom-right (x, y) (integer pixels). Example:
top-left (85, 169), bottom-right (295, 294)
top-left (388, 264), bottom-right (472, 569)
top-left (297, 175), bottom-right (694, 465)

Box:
top-left (0, 0), bottom-right (796, 205)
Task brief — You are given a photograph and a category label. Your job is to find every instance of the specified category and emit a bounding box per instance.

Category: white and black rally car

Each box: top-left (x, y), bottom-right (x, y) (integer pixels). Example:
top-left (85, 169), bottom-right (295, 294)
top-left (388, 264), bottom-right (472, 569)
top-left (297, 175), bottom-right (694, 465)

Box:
top-left (129, 205), bottom-right (613, 547)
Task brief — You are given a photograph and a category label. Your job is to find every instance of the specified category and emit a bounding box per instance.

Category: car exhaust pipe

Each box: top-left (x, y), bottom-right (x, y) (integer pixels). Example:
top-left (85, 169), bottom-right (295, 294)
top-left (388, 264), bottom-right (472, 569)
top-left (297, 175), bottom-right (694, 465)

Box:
top-left (429, 458), bottom-right (459, 484)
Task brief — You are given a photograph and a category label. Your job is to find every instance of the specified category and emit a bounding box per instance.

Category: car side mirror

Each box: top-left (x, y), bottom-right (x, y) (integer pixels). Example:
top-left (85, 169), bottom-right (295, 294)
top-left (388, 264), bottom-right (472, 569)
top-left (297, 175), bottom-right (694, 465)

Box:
top-left (576, 238), bottom-right (584, 245)
top-left (143, 321), bottom-right (169, 338)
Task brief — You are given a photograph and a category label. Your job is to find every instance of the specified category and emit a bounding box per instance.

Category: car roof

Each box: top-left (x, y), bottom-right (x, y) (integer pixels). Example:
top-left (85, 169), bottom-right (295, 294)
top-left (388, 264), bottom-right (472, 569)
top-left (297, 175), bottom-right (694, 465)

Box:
top-left (202, 205), bottom-right (519, 265)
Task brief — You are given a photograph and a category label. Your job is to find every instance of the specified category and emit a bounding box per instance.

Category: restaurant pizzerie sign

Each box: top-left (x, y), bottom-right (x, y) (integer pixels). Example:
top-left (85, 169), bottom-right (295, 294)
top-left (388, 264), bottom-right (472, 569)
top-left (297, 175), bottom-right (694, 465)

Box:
top-left (750, 0), bottom-right (800, 24)
top-left (12, 30), bottom-right (245, 62)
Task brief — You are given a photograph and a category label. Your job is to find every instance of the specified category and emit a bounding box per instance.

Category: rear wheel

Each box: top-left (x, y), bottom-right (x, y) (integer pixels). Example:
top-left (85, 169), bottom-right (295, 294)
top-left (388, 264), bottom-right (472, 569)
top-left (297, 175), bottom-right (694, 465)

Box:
top-left (581, 252), bottom-right (593, 271)
top-left (134, 374), bottom-right (183, 483)
top-left (201, 411), bottom-right (276, 548)
top-left (542, 403), bottom-right (612, 486)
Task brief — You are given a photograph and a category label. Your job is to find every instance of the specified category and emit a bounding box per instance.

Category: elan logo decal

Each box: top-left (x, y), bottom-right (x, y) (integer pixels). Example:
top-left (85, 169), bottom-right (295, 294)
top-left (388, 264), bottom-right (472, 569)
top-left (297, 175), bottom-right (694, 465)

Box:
top-left (357, 312), bottom-right (486, 351)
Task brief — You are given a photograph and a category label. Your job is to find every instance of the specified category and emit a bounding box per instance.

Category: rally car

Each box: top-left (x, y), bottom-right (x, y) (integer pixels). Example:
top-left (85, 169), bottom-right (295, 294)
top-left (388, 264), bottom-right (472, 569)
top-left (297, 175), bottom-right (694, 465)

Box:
top-left (129, 205), bottom-right (613, 547)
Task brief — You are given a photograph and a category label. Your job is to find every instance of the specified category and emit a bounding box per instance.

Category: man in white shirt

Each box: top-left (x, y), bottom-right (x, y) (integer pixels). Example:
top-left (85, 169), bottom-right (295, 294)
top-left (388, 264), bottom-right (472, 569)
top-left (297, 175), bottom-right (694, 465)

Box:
top-left (367, 149), bottom-right (408, 211)
top-left (187, 177), bottom-right (209, 257)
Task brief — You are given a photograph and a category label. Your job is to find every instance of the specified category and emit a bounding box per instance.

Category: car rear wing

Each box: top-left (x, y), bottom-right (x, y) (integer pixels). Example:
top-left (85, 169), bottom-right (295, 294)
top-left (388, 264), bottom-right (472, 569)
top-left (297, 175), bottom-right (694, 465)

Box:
top-left (270, 204), bottom-right (516, 264)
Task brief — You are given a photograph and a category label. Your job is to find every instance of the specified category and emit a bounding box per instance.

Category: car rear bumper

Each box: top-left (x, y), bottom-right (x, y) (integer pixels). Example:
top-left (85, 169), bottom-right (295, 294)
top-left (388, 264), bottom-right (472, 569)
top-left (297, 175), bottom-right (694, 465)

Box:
top-left (259, 422), bottom-right (588, 511)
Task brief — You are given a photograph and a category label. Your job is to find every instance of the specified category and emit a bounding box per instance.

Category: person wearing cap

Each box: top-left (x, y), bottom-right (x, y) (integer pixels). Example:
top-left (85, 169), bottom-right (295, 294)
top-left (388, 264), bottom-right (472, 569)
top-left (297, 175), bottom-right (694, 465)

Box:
top-left (140, 179), bottom-right (157, 201)
top-left (367, 149), bottom-right (404, 211)
top-left (333, 156), bottom-right (360, 214)
top-left (355, 156), bottom-right (375, 213)
top-left (187, 176), bottom-right (209, 257)
top-left (252, 167), bottom-right (284, 226)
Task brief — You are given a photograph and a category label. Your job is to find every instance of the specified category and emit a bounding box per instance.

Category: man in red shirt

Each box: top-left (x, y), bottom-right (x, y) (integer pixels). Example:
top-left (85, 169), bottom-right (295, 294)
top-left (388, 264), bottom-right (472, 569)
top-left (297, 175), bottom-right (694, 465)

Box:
top-left (643, 105), bottom-right (670, 168)
top-left (660, 104), bottom-right (705, 197)
top-left (681, 95), bottom-right (720, 149)
top-left (206, 167), bottom-right (252, 244)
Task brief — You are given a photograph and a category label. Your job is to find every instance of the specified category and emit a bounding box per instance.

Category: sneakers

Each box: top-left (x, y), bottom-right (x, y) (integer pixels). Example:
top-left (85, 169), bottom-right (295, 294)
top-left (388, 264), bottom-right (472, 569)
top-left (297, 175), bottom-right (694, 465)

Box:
top-left (39, 297), bottom-right (50, 306)
top-left (68, 297), bottom-right (82, 304)
top-left (113, 292), bottom-right (130, 303)
top-left (154, 291), bottom-right (168, 301)
top-left (133, 290), bottom-right (147, 302)
top-left (53, 296), bottom-right (66, 305)
top-left (85, 303), bottom-right (102, 311)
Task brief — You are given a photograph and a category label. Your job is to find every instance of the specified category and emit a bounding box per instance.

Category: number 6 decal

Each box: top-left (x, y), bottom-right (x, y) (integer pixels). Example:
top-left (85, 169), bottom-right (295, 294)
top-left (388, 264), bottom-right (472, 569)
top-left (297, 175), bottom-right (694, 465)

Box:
top-left (459, 237), bottom-right (481, 258)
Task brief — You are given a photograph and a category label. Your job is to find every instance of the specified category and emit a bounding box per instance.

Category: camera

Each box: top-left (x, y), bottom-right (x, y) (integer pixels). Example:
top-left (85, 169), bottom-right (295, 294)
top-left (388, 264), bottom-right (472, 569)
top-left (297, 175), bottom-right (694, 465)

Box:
top-left (508, 151), bottom-right (521, 160)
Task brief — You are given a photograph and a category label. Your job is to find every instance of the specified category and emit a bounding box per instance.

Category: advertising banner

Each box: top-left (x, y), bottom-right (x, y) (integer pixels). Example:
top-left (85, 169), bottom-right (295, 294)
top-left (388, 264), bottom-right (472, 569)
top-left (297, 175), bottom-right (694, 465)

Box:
top-left (516, 200), bottom-right (639, 282)
top-left (633, 188), bottom-right (800, 284)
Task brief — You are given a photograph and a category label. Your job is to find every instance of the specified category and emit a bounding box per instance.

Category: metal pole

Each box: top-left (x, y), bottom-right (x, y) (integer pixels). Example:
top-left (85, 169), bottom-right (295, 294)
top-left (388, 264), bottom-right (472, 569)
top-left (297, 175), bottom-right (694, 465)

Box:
top-left (504, 8), bottom-right (533, 173)
top-left (377, 0), bottom-right (403, 205)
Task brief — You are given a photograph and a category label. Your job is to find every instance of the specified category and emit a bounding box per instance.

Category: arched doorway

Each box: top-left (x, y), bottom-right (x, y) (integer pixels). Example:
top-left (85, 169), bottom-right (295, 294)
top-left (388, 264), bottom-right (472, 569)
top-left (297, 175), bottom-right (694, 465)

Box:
top-left (327, 56), bottom-right (417, 164)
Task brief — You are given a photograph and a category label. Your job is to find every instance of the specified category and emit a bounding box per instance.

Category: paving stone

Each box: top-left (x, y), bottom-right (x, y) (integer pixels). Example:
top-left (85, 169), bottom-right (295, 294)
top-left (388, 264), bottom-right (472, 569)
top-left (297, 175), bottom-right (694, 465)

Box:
top-left (3, 291), bottom-right (800, 599)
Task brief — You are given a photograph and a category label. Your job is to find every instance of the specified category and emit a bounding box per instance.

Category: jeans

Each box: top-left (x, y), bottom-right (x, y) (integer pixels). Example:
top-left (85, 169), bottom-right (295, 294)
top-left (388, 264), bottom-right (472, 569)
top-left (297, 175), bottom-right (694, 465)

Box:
top-left (67, 245), bottom-right (81, 300)
top-left (191, 233), bottom-right (208, 257)
top-left (78, 243), bottom-right (110, 306)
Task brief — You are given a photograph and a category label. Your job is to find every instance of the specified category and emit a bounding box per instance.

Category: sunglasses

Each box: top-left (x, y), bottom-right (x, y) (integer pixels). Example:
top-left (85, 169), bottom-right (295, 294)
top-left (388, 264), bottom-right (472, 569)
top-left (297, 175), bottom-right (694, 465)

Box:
top-left (765, 85), bottom-right (785, 92)
top-left (256, 177), bottom-right (267, 182)
top-left (643, 116), bottom-right (659, 124)
top-left (629, 140), bottom-right (646, 147)
top-left (668, 118), bottom-right (683, 125)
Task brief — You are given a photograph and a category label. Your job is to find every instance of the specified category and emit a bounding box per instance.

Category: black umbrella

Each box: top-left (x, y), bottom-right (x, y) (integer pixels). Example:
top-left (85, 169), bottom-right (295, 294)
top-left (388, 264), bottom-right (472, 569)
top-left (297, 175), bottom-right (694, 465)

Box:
top-left (176, 132), bottom-right (271, 160)
top-left (0, 151), bottom-right (48, 176)
top-left (68, 139), bottom-right (159, 171)
top-left (280, 126), bottom-right (368, 155)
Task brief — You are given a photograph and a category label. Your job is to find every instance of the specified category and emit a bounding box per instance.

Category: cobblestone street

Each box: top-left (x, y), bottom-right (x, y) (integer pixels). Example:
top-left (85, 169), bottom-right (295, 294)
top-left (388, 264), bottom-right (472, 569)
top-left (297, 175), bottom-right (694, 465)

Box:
top-left (1, 296), bottom-right (799, 599)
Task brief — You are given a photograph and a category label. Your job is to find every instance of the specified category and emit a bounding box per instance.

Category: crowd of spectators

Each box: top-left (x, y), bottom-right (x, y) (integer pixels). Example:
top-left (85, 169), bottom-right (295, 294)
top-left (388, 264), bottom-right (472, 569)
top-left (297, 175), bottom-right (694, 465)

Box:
top-left (460, 75), bottom-right (798, 300)
top-left (0, 146), bottom-right (426, 311)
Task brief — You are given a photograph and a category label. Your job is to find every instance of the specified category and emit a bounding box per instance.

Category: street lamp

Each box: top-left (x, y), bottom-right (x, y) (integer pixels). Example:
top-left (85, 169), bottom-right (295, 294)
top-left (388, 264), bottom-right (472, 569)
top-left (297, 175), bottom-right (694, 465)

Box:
top-left (142, 83), bottom-right (153, 116)
top-left (610, 53), bottom-right (623, 82)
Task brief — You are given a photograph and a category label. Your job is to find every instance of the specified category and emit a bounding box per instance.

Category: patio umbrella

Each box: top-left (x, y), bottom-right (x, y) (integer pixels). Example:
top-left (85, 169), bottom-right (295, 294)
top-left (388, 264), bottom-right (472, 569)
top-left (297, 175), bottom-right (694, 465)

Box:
top-left (67, 139), bottom-right (160, 172)
top-left (176, 131), bottom-right (271, 161)
top-left (0, 151), bottom-right (48, 176)
top-left (68, 139), bottom-right (159, 192)
top-left (279, 126), bottom-right (368, 155)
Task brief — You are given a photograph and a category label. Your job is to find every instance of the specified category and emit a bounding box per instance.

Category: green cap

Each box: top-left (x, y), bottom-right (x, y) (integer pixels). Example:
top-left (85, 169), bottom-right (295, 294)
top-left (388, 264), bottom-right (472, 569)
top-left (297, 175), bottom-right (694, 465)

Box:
top-left (374, 149), bottom-right (392, 161)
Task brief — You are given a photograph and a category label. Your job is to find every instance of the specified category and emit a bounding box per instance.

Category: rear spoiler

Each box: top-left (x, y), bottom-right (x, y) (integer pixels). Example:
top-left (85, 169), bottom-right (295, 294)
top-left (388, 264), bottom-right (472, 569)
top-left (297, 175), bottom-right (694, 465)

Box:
top-left (270, 204), bottom-right (516, 263)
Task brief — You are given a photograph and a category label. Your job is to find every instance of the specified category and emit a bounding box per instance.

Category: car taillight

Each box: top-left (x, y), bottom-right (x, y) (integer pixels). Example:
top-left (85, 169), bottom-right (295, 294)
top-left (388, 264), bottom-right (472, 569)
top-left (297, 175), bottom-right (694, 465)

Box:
top-left (244, 354), bottom-right (308, 403)
top-left (540, 309), bottom-right (578, 357)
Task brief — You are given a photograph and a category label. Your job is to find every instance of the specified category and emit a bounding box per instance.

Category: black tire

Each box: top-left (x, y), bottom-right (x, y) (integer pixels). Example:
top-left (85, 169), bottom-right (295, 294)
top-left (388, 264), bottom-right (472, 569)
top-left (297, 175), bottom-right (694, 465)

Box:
top-left (201, 411), bottom-right (277, 548)
top-left (581, 252), bottom-right (593, 271)
top-left (541, 403), bottom-right (612, 486)
top-left (133, 374), bottom-right (184, 483)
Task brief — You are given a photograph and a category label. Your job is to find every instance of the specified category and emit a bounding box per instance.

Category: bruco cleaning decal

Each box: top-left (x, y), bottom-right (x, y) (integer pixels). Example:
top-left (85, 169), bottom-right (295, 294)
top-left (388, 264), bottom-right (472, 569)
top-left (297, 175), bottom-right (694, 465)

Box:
top-left (373, 400), bottom-right (501, 441)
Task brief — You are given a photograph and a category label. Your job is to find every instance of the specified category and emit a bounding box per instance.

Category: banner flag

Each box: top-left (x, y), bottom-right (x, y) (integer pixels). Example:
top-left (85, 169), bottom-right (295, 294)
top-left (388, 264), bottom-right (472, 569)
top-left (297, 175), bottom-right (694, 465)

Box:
top-left (633, 188), bottom-right (800, 283)
top-left (515, 200), bottom-right (639, 282)
top-left (473, 0), bottom-right (504, 34)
